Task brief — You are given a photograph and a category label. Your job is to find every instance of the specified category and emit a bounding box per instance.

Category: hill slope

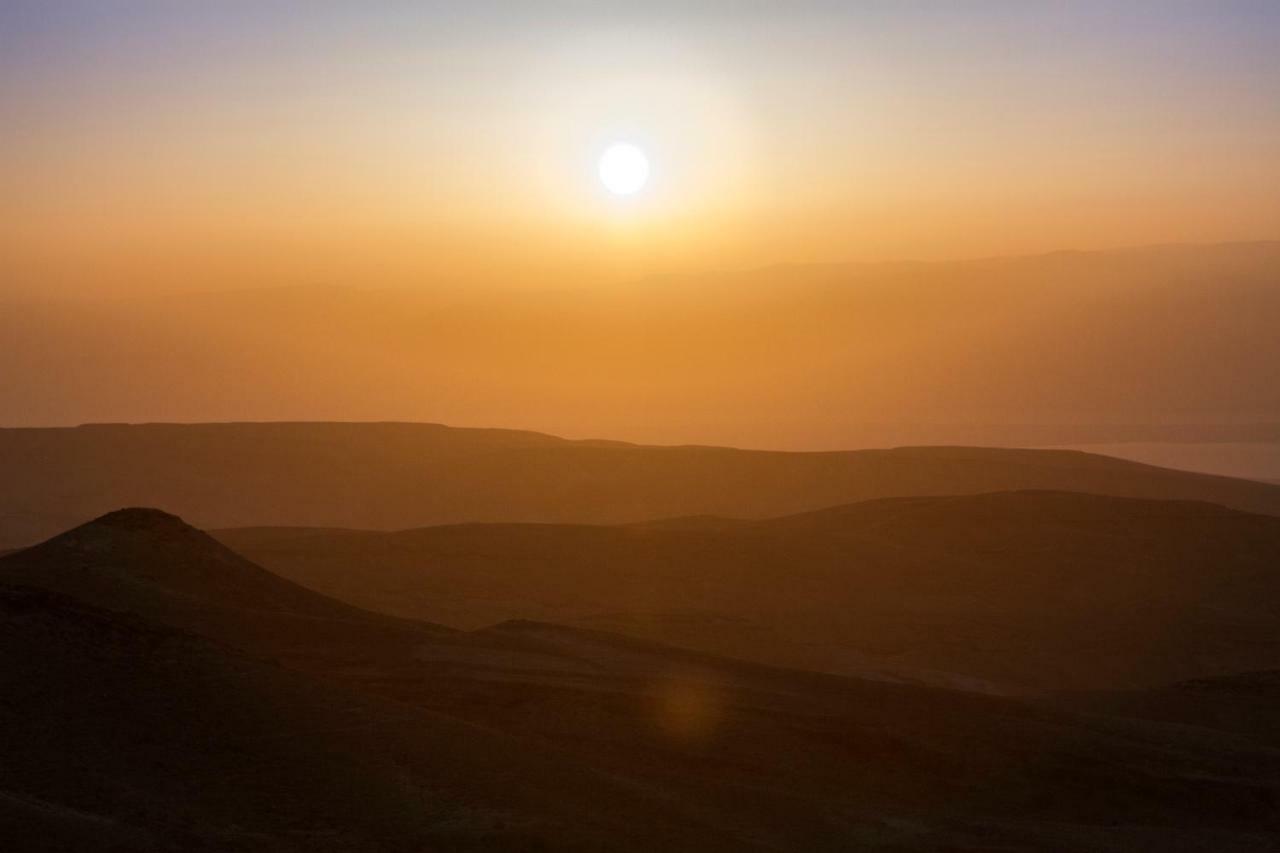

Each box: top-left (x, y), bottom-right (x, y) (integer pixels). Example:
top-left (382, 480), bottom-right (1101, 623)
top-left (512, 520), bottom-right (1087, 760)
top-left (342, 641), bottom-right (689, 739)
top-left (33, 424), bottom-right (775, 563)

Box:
top-left (0, 507), bottom-right (455, 678)
top-left (0, 584), bottom-right (607, 852)
top-left (6, 509), bottom-right (1280, 850)
top-left (220, 490), bottom-right (1280, 692)
top-left (5, 421), bottom-right (1280, 549)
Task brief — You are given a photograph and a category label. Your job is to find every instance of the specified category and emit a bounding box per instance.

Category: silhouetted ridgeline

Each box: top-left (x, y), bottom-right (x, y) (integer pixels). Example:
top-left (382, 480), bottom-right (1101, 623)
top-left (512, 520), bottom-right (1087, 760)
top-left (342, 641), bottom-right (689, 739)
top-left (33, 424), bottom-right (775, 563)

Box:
top-left (4, 421), bottom-right (1280, 549)
top-left (219, 490), bottom-right (1280, 693)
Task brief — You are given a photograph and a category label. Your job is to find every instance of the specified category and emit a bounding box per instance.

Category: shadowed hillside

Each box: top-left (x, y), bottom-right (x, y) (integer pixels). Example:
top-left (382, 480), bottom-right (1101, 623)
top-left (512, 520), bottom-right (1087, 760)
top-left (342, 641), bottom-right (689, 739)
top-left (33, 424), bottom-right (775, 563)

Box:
top-left (0, 507), bottom-right (455, 679)
top-left (5, 509), bottom-right (1280, 850)
top-left (220, 490), bottom-right (1280, 693)
top-left (5, 420), bottom-right (1280, 550)
top-left (0, 585), bottom-right (615, 853)
top-left (1056, 670), bottom-right (1280, 749)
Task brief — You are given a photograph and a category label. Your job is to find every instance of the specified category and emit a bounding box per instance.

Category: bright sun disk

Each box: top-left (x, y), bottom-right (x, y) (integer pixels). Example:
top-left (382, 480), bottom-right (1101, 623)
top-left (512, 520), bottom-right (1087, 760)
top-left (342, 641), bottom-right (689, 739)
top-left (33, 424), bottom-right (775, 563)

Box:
top-left (598, 143), bottom-right (649, 196)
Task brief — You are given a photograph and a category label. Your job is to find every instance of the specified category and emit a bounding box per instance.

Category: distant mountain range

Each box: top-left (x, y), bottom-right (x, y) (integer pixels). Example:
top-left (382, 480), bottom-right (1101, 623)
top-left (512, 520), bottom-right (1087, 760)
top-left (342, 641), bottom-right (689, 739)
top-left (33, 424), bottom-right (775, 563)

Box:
top-left (2, 241), bottom-right (1278, 448)
top-left (5, 421), bottom-right (1280, 549)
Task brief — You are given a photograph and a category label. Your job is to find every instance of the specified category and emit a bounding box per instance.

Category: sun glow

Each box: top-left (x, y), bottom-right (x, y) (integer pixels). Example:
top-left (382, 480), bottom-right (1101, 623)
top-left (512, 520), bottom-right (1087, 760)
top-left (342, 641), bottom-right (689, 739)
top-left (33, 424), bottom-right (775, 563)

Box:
top-left (598, 143), bottom-right (650, 196)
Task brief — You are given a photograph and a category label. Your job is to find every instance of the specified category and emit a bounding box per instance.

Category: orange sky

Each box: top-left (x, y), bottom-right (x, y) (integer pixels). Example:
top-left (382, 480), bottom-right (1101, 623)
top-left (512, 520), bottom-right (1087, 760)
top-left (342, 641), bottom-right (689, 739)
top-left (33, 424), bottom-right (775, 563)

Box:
top-left (2, 4), bottom-right (1279, 446)
top-left (3, 2), bottom-right (1279, 297)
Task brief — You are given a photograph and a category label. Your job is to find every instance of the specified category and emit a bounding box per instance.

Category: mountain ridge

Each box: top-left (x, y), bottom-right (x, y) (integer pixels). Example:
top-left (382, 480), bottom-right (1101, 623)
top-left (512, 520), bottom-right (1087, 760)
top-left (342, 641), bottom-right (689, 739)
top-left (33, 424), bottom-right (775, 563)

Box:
top-left (4, 241), bottom-right (1280, 447)
top-left (7, 502), bottom-right (1280, 850)
top-left (5, 422), bottom-right (1280, 549)
top-left (217, 487), bottom-right (1280, 693)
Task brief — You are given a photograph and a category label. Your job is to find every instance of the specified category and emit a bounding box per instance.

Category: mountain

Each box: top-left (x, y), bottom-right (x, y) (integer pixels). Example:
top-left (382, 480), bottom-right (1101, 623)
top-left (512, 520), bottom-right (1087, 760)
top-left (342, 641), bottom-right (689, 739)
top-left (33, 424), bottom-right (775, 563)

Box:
top-left (0, 507), bottom-right (451, 679)
top-left (5, 420), bottom-right (1280, 550)
top-left (219, 490), bottom-right (1280, 693)
top-left (2, 507), bottom-right (377, 619)
top-left (3, 242), bottom-right (1280, 449)
top-left (6, 509), bottom-right (1280, 850)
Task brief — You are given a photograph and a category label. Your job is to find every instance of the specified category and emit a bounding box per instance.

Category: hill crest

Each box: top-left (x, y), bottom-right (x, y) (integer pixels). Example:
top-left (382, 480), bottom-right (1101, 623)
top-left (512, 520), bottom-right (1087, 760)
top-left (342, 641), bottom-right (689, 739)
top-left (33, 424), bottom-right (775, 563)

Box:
top-left (4, 423), bottom-right (1280, 549)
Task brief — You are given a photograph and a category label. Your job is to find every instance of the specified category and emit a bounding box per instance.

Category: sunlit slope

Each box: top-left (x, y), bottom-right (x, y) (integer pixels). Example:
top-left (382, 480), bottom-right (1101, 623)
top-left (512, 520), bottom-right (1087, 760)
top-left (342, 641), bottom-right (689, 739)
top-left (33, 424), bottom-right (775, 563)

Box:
top-left (221, 490), bottom-right (1280, 692)
top-left (6, 420), bottom-right (1280, 549)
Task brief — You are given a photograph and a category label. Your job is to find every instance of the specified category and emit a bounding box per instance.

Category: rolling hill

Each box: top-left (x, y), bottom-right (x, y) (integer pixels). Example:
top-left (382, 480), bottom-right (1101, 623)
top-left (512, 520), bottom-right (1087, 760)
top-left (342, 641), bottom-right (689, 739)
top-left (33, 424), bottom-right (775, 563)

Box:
top-left (5, 420), bottom-right (1280, 551)
top-left (5, 509), bottom-right (1280, 850)
top-left (219, 490), bottom-right (1280, 693)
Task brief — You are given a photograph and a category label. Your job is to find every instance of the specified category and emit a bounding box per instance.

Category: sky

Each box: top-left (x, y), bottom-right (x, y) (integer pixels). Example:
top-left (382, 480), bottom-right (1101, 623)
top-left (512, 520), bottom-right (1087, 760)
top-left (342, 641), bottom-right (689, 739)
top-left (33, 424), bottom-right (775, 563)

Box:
top-left (3, 1), bottom-right (1279, 297)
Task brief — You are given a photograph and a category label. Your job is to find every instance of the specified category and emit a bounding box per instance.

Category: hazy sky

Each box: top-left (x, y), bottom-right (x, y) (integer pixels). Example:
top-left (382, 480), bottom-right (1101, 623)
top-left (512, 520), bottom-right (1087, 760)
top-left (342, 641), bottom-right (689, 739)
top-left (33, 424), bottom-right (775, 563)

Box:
top-left (3, 1), bottom-right (1279, 295)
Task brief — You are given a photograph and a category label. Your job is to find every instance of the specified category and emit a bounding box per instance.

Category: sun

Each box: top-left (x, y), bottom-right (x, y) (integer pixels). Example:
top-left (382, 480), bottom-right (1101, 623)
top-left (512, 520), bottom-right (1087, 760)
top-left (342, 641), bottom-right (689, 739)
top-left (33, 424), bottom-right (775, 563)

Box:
top-left (598, 143), bottom-right (650, 196)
